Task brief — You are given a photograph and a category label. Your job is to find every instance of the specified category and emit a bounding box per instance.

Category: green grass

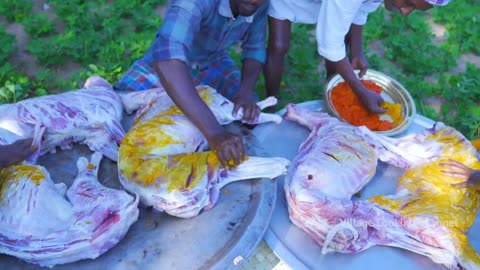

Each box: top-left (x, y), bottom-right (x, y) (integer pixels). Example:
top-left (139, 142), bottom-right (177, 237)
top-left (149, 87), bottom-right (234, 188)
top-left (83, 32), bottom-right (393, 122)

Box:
top-left (0, 2), bottom-right (478, 139)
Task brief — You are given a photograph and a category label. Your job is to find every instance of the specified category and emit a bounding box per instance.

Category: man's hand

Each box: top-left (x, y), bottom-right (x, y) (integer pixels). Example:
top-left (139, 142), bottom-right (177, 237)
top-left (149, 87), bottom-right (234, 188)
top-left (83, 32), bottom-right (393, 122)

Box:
top-left (356, 88), bottom-right (386, 114)
top-left (207, 131), bottom-right (246, 170)
top-left (330, 56), bottom-right (385, 114)
top-left (439, 159), bottom-right (480, 189)
top-left (0, 138), bottom-right (36, 169)
top-left (350, 53), bottom-right (369, 78)
top-left (231, 91), bottom-right (260, 124)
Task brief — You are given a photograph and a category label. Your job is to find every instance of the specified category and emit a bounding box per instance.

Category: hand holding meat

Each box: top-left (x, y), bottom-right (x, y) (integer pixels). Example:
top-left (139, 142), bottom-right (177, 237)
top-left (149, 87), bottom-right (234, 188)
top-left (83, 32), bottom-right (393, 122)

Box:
top-left (0, 138), bottom-right (35, 169)
top-left (207, 131), bottom-right (245, 169)
top-left (231, 91), bottom-right (261, 124)
top-left (440, 159), bottom-right (480, 189)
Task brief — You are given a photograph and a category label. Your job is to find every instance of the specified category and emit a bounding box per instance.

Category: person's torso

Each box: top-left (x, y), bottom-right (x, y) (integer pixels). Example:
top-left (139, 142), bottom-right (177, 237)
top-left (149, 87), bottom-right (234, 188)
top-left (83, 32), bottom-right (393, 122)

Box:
top-left (188, 0), bottom-right (267, 64)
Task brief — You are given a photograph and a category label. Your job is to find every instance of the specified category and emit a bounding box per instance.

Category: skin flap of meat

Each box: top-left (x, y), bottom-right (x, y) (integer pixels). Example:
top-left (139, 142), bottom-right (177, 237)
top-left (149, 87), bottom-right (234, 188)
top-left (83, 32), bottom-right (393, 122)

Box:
top-left (0, 152), bottom-right (139, 267)
top-left (283, 104), bottom-right (480, 270)
top-left (0, 84), bottom-right (125, 162)
top-left (118, 85), bottom-right (290, 218)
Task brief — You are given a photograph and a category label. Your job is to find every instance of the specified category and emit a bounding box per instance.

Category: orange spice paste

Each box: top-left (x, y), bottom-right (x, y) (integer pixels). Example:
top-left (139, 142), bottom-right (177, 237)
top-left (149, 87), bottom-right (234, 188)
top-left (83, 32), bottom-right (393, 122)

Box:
top-left (331, 80), bottom-right (401, 131)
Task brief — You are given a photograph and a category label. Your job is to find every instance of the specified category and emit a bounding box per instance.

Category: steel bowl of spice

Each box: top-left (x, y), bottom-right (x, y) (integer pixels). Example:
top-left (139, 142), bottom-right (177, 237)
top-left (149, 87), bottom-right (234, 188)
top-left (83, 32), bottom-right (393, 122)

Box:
top-left (324, 69), bottom-right (416, 137)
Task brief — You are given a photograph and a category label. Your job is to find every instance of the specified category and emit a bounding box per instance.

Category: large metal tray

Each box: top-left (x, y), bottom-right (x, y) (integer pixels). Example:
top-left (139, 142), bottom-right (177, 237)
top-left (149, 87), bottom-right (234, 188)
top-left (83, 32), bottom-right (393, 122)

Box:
top-left (252, 100), bottom-right (480, 270)
top-left (0, 113), bottom-right (276, 270)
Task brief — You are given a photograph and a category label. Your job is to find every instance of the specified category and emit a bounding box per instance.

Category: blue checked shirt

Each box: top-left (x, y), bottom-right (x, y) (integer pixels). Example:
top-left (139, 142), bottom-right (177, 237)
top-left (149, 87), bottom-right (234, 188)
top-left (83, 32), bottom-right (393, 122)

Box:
top-left (145, 0), bottom-right (268, 68)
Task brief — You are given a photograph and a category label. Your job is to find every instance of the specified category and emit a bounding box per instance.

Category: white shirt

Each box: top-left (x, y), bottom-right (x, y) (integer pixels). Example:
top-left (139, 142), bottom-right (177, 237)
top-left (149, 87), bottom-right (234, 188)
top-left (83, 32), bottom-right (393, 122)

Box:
top-left (268, 0), bottom-right (382, 62)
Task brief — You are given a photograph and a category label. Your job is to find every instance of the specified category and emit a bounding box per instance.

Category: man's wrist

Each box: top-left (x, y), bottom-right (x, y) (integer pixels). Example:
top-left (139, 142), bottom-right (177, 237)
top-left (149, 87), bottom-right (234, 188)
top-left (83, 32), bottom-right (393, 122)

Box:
top-left (470, 170), bottom-right (480, 182)
top-left (203, 125), bottom-right (226, 141)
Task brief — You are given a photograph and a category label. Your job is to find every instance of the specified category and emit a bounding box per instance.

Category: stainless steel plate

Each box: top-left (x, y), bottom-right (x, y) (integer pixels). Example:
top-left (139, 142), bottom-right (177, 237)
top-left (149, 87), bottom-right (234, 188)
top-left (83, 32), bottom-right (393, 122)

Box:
top-left (253, 100), bottom-right (480, 270)
top-left (324, 69), bottom-right (416, 137)
top-left (0, 112), bottom-right (276, 270)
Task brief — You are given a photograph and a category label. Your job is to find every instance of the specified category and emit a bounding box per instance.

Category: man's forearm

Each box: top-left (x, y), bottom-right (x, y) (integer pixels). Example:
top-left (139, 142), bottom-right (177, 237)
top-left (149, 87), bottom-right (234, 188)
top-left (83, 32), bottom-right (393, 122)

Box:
top-left (240, 58), bottom-right (262, 93)
top-left (333, 57), bottom-right (366, 95)
top-left (348, 24), bottom-right (363, 57)
top-left (153, 59), bottom-right (224, 138)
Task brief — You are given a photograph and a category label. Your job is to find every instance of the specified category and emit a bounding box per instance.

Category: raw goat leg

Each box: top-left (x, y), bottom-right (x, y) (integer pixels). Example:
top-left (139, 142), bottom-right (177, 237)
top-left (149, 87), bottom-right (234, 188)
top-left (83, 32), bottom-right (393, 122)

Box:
top-left (232, 96), bottom-right (283, 124)
top-left (84, 75), bottom-right (114, 90)
top-left (0, 152), bottom-right (139, 267)
top-left (203, 156), bottom-right (289, 211)
top-left (65, 152), bottom-right (140, 255)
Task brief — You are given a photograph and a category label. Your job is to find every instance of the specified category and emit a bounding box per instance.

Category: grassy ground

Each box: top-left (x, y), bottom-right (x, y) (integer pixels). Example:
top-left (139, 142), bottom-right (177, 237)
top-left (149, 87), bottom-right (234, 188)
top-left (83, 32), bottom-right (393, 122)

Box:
top-left (0, 1), bottom-right (478, 139)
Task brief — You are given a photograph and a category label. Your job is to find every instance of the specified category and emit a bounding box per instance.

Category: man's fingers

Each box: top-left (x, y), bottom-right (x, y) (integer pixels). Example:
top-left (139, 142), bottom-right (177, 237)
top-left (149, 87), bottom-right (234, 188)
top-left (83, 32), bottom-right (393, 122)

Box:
top-left (358, 67), bottom-right (367, 78)
top-left (235, 136), bottom-right (245, 162)
top-left (242, 106), bottom-right (260, 124)
top-left (228, 145), bottom-right (240, 169)
top-left (243, 106), bottom-right (252, 123)
top-left (371, 105), bottom-right (386, 114)
top-left (248, 106), bottom-right (260, 124)
top-left (374, 98), bottom-right (386, 114)
top-left (244, 105), bottom-right (255, 123)
top-left (376, 108), bottom-right (387, 114)
top-left (452, 181), bottom-right (480, 190)
top-left (451, 182), bottom-right (468, 188)
top-left (14, 138), bottom-right (33, 148)
top-left (13, 138), bottom-right (36, 154)
top-left (215, 148), bottom-right (228, 169)
top-left (21, 138), bottom-right (34, 145)
top-left (439, 159), bottom-right (464, 169)
top-left (232, 103), bottom-right (241, 117)
top-left (440, 170), bottom-right (465, 178)
top-left (253, 106), bottom-right (261, 123)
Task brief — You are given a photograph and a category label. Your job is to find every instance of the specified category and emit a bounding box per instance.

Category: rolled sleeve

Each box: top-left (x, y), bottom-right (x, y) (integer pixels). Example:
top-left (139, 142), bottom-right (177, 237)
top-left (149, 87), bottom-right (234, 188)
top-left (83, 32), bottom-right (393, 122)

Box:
top-left (241, 5), bottom-right (268, 64)
top-left (316, 0), bottom-right (363, 62)
top-left (352, 1), bottom-right (382, 25)
top-left (145, 0), bottom-right (203, 64)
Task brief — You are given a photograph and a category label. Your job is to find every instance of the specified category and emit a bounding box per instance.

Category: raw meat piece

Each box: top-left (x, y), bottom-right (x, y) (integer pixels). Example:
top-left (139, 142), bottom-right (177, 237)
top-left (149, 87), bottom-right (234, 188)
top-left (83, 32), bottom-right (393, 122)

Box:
top-left (118, 85), bottom-right (290, 218)
top-left (0, 151), bottom-right (139, 268)
top-left (0, 76), bottom-right (125, 161)
top-left (284, 103), bottom-right (480, 270)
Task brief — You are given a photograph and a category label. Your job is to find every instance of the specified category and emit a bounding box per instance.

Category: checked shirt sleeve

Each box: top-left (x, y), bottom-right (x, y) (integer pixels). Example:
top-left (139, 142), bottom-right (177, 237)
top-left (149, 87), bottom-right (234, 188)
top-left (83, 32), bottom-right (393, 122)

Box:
top-left (146, 0), bottom-right (204, 64)
top-left (240, 5), bottom-right (267, 64)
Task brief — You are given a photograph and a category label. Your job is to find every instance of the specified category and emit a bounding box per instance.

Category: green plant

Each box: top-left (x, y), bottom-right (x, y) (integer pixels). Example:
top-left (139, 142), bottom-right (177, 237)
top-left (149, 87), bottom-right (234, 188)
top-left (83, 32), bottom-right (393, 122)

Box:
top-left (23, 13), bottom-right (56, 38)
top-left (0, 27), bottom-right (16, 63)
top-left (0, 1), bottom-right (478, 139)
top-left (431, 0), bottom-right (480, 54)
top-left (0, 0), bottom-right (33, 23)
top-left (0, 79), bottom-right (30, 104)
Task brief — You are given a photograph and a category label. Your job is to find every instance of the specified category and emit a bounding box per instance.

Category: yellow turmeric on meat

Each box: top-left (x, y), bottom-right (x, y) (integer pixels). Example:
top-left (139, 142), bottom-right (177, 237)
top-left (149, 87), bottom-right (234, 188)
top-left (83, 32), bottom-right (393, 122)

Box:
top-left (472, 139), bottom-right (480, 151)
